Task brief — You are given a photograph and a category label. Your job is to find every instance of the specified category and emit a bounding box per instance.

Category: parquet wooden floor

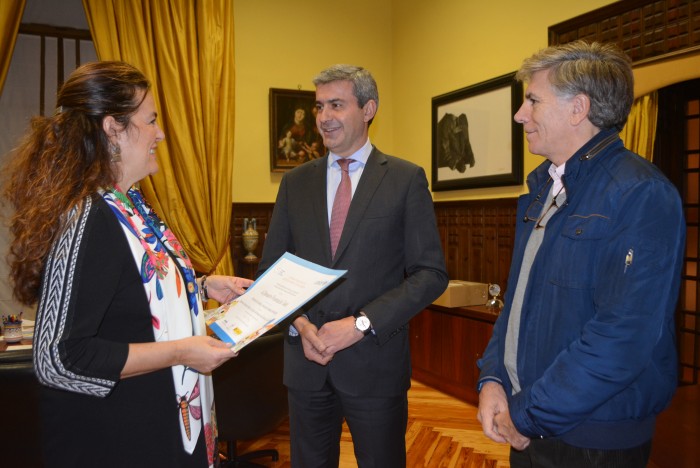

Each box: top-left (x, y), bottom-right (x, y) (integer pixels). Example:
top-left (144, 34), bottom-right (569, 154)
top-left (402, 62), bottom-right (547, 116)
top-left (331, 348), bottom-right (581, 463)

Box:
top-left (227, 381), bottom-right (698, 467)
top-left (227, 380), bottom-right (511, 467)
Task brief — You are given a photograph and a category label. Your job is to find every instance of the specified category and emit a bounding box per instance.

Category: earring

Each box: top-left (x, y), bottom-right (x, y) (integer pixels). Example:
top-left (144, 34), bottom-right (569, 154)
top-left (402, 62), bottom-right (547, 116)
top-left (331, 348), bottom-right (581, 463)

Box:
top-left (109, 142), bottom-right (121, 162)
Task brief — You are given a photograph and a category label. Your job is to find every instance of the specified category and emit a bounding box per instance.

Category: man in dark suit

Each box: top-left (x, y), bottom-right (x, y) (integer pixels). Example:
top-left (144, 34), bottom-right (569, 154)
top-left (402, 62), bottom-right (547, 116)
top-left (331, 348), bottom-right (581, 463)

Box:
top-left (258, 64), bottom-right (448, 467)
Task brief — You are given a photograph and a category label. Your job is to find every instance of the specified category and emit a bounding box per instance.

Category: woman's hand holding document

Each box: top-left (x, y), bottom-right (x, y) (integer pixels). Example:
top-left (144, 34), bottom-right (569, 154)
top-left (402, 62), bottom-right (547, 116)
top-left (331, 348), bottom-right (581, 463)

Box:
top-left (208, 252), bottom-right (346, 353)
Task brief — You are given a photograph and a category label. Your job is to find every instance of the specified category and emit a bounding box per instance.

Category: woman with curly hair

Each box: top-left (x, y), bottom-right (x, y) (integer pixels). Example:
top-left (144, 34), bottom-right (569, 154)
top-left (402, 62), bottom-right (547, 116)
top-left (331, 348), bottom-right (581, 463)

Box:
top-left (3, 61), bottom-right (252, 467)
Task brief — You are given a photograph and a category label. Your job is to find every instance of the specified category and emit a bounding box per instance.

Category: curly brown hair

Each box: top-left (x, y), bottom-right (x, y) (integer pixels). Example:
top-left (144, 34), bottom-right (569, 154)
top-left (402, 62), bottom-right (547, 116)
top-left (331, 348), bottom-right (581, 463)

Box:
top-left (2, 61), bottom-right (150, 305)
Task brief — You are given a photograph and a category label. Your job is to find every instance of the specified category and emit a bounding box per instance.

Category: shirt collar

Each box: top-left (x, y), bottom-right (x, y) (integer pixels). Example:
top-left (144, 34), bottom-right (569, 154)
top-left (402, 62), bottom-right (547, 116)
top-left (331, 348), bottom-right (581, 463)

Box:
top-left (548, 161), bottom-right (567, 195)
top-left (327, 138), bottom-right (372, 169)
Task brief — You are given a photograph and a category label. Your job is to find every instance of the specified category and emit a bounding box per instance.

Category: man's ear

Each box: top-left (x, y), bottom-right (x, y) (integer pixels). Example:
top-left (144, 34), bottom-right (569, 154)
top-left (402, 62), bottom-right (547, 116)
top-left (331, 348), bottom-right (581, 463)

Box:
top-left (362, 99), bottom-right (378, 123)
top-left (570, 94), bottom-right (590, 126)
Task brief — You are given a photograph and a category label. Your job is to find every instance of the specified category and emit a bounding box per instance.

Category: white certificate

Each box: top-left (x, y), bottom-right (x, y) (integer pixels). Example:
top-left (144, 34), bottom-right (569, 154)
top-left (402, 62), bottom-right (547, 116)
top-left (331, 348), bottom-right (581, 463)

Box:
top-left (208, 252), bottom-right (346, 352)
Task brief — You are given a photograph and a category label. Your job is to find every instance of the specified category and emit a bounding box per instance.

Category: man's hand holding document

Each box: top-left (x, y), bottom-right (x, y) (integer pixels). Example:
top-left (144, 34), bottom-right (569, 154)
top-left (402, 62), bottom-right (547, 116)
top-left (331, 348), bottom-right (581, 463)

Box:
top-left (208, 252), bottom-right (346, 353)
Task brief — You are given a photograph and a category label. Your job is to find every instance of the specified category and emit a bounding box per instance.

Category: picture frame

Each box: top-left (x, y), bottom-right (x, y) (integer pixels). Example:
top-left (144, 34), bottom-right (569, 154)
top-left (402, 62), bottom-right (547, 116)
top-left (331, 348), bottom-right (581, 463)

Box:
top-left (431, 72), bottom-right (523, 191)
top-left (269, 88), bottom-right (325, 172)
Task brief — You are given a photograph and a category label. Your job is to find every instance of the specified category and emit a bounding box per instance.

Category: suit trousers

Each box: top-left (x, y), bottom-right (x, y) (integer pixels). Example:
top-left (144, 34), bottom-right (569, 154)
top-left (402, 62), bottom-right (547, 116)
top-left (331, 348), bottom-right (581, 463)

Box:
top-left (509, 438), bottom-right (652, 468)
top-left (287, 376), bottom-right (408, 468)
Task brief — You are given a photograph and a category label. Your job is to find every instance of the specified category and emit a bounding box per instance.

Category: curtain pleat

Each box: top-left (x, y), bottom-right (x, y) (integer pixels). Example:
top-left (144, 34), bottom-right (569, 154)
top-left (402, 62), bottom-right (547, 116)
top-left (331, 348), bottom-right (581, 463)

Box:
top-left (620, 91), bottom-right (658, 162)
top-left (82, 0), bottom-right (235, 276)
top-left (0, 0), bottom-right (26, 95)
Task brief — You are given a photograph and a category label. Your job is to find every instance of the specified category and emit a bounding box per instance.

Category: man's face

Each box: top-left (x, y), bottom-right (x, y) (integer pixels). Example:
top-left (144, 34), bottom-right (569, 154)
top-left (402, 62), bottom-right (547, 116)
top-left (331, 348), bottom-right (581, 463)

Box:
top-left (514, 69), bottom-right (576, 165)
top-left (315, 80), bottom-right (373, 157)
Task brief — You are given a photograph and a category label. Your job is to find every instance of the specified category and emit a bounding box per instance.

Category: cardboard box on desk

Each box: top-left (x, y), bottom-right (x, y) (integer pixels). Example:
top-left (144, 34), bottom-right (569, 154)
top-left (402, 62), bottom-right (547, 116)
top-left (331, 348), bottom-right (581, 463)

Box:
top-left (432, 280), bottom-right (488, 308)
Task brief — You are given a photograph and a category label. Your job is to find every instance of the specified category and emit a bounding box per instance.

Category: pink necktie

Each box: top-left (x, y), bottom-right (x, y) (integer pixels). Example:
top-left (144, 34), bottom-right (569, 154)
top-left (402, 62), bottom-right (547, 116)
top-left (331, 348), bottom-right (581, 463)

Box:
top-left (330, 158), bottom-right (354, 258)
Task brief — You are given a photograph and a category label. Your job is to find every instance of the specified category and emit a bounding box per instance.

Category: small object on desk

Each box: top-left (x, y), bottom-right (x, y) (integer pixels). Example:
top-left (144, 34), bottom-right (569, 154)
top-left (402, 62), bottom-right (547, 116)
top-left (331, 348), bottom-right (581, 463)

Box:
top-left (433, 280), bottom-right (488, 308)
top-left (21, 319), bottom-right (35, 340)
top-left (242, 217), bottom-right (259, 261)
top-left (2, 318), bottom-right (22, 343)
top-left (485, 283), bottom-right (504, 311)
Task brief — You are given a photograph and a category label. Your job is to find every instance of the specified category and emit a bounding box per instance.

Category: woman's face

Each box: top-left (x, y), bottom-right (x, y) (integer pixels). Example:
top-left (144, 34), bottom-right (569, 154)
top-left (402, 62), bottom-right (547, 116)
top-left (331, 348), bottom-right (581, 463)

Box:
top-left (114, 91), bottom-right (165, 189)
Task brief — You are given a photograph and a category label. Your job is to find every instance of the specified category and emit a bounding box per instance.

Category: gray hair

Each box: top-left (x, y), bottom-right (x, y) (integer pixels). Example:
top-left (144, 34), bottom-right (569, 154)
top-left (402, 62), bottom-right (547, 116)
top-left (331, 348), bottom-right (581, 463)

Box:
top-left (516, 40), bottom-right (634, 131)
top-left (313, 64), bottom-right (379, 109)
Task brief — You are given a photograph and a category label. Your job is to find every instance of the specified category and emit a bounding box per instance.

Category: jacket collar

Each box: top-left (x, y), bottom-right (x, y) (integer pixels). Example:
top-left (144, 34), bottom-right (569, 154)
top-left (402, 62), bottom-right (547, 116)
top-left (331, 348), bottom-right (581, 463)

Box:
top-left (526, 128), bottom-right (622, 199)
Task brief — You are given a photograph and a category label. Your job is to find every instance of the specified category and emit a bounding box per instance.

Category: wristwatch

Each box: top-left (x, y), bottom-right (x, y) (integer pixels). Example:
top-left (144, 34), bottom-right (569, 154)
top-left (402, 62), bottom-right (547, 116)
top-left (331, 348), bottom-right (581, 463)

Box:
top-left (354, 312), bottom-right (372, 336)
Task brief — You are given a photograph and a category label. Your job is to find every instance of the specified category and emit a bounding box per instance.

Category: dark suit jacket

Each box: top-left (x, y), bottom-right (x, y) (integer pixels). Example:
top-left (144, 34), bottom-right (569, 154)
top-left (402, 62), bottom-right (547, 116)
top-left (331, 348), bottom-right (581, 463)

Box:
top-left (258, 147), bottom-right (448, 397)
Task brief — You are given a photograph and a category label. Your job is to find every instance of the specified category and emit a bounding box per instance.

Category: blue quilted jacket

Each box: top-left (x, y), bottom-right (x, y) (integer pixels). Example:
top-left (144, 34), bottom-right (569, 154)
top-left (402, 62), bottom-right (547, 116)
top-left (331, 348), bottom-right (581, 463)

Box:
top-left (478, 129), bottom-right (685, 449)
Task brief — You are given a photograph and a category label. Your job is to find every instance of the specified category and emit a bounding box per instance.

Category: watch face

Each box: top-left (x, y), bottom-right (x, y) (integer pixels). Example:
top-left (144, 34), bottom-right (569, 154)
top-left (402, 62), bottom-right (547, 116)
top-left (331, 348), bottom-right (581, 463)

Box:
top-left (356, 315), bottom-right (371, 332)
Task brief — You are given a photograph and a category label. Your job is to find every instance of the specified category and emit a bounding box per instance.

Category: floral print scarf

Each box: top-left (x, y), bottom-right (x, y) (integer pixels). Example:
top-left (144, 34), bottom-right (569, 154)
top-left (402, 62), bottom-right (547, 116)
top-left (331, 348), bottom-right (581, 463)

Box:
top-left (103, 186), bottom-right (218, 467)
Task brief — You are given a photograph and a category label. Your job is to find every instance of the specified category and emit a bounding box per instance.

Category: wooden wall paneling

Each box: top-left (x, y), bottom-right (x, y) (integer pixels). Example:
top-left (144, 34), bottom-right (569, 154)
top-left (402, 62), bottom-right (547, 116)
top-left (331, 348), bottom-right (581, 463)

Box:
top-left (468, 221), bottom-right (484, 284)
top-left (229, 199), bottom-right (518, 286)
top-left (433, 198), bottom-right (517, 291)
top-left (470, 206), bottom-right (483, 282)
top-left (549, 0), bottom-right (700, 66)
top-left (498, 207), bottom-right (518, 293)
top-left (484, 206), bottom-right (495, 280)
top-left (455, 206), bottom-right (470, 281)
top-left (435, 214), bottom-right (450, 277)
top-left (447, 205), bottom-right (465, 280)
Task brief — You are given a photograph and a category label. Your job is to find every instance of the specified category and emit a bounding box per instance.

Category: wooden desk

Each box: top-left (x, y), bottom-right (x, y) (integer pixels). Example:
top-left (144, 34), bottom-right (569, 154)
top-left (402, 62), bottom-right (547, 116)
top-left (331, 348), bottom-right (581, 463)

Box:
top-left (0, 338), bottom-right (33, 353)
top-left (0, 341), bottom-right (41, 467)
top-left (409, 304), bottom-right (500, 405)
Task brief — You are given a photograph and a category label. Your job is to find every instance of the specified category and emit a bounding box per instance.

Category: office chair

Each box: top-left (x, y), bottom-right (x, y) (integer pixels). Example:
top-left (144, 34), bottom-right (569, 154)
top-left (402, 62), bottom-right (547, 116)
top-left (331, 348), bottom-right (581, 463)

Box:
top-left (213, 331), bottom-right (288, 467)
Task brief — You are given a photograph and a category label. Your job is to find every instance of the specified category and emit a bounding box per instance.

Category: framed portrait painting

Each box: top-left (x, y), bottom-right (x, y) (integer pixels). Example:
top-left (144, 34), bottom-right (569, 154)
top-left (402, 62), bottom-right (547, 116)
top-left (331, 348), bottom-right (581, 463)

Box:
top-left (269, 88), bottom-right (325, 172)
top-left (431, 72), bottom-right (523, 191)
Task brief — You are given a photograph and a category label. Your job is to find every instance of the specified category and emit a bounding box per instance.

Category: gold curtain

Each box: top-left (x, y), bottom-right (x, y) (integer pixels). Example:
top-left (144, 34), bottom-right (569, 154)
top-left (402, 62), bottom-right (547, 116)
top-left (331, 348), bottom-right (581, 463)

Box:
top-left (620, 91), bottom-right (658, 162)
top-left (82, 0), bottom-right (235, 276)
top-left (0, 0), bottom-right (26, 94)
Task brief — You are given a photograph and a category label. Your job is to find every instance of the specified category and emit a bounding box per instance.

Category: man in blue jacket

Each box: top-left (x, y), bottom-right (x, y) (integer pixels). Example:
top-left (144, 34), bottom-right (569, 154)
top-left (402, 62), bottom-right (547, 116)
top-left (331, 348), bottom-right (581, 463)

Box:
top-left (477, 40), bottom-right (685, 467)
